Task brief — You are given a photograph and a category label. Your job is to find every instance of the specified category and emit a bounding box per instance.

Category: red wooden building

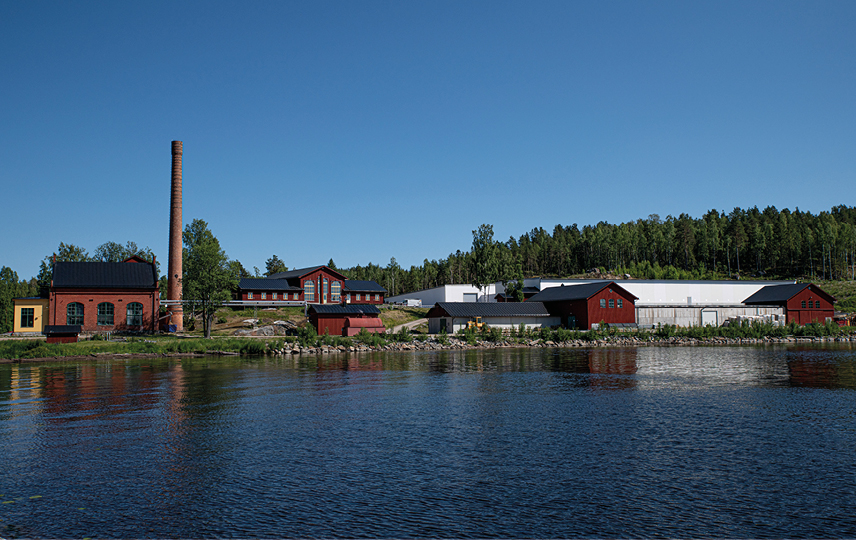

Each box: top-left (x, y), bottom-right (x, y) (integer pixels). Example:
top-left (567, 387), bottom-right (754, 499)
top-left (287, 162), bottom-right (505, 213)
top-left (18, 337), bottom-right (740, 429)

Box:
top-left (743, 283), bottom-right (835, 325)
top-left (43, 325), bottom-right (82, 343)
top-left (49, 258), bottom-right (160, 333)
top-left (238, 265), bottom-right (386, 305)
top-left (527, 281), bottom-right (638, 330)
top-left (308, 304), bottom-right (385, 336)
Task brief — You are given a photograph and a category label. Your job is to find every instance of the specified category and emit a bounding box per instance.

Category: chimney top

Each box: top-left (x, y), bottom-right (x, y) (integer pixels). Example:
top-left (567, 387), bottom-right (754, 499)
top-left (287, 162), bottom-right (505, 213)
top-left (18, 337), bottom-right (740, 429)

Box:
top-left (172, 140), bottom-right (183, 154)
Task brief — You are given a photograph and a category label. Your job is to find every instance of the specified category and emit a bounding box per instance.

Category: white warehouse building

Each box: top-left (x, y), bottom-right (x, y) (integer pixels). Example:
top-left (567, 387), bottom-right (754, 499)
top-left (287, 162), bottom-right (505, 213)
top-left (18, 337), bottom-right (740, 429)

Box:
top-left (386, 284), bottom-right (498, 306)
top-left (522, 278), bottom-right (794, 327)
top-left (390, 279), bottom-right (794, 328)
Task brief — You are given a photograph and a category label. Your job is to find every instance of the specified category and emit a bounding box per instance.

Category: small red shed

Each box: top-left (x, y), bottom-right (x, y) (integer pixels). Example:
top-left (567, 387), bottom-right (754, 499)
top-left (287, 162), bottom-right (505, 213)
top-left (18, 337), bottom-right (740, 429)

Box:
top-left (527, 281), bottom-right (638, 330)
top-left (308, 304), bottom-right (385, 336)
top-left (743, 283), bottom-right (835, 325)
top-left (44, 325), bottom-right (82, 344)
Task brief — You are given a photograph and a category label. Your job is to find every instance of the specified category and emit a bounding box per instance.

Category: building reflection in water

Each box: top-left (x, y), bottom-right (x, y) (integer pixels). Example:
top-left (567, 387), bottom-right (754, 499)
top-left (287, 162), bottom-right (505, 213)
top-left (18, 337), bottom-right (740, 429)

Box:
top-left (787, 346), bottom-right (856, 389)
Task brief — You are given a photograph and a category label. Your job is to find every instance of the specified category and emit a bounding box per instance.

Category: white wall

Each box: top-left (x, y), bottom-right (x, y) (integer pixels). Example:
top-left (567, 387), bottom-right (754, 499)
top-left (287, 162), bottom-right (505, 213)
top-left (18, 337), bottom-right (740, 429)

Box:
top-left (428, 315), bottom-right (560, 334)
top-left (533, 279), bottom-right (795, 306)
top-left (635, 306), bottom-right (784, 328)
top-left (387, 284), bottom-right (498, 305)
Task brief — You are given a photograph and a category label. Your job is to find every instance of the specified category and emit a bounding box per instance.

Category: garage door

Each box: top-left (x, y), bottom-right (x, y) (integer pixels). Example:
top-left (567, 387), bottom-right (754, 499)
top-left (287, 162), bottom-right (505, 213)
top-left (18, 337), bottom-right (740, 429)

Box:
top-left (463, 293), bottom-right (478, 302)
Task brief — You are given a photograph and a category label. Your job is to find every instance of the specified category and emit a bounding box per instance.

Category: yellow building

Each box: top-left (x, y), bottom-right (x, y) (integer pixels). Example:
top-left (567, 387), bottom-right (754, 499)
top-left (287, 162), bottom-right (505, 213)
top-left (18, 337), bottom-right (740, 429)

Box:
top-left (13, 297), bottom-right (50, 333)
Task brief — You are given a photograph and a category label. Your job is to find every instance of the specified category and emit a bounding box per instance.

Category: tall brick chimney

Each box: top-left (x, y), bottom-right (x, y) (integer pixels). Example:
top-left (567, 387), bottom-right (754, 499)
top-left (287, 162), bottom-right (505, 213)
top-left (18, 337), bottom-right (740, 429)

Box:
top-left (168, 140), bottom-right (184, 331)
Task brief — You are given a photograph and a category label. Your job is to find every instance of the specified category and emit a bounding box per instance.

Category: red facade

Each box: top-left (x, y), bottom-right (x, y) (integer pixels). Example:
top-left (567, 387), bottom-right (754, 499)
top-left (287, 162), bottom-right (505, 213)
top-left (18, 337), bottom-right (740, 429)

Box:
top-left (536, 283), bottom-right (637, 329)
top-left (51, 289), bottom-right (160, 333)
top-left (309, 312), bottom-right (385, 336)
top-left (785, 286), bottom-right (834, 325)
top-left (238, 266), bottom-right (385, 305)
top-left (240, 290), bottom-right (300, 301)
top-left (347, 292), bottom-right (384, 305)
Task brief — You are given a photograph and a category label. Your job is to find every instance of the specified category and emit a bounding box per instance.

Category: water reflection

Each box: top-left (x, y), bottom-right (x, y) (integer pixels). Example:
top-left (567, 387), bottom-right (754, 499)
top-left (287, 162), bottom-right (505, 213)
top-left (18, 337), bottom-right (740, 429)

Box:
top-left (0, 345), bottom-right (855, 538)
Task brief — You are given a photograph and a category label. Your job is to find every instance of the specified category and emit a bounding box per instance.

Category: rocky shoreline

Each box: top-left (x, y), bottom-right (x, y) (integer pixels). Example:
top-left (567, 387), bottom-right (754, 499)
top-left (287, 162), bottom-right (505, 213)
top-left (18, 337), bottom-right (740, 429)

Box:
top-left (268, 333), bottom-right (856, 356)
top-left (3, 334), bottom-right (854, 363)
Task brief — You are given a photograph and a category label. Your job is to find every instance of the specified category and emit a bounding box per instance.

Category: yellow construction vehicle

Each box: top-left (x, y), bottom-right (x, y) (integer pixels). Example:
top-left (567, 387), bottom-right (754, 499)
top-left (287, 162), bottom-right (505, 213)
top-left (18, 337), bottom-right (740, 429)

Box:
top-left (466, 317), bottom-right (485, 331)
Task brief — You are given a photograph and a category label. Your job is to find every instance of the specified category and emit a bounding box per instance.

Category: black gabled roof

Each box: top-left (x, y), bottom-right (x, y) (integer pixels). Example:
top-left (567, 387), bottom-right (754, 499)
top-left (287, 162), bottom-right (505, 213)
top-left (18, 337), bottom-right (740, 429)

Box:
top-left (309, 304), bottom-right (381, 315)
top-left (344, 280), bottom-right (386, 293)
top-left (268, 265), bottom-right (347, 281)
top-left (44, 325), bottom-right (82, 334)
top-left (743, 283), bottom-right (834, 305)
top-left (430, 302), bottom-right (551, 318)
top-left (238, 278), bottom-right (302, 291)
top-left (528, 281), bottom-right (637, 303)
top-left (52, 261), bottom-right (157, 289)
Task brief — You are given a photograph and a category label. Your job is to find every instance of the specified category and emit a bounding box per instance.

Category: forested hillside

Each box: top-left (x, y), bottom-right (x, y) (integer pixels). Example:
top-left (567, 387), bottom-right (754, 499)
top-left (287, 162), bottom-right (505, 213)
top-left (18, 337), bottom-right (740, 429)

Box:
top-left (343, 205), bottom-right (856, 297)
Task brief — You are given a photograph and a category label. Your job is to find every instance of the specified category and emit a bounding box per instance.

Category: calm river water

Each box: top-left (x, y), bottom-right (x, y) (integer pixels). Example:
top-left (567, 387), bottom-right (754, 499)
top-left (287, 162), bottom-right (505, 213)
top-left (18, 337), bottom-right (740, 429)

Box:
top-left (2, 345), bottom-right (856, 538)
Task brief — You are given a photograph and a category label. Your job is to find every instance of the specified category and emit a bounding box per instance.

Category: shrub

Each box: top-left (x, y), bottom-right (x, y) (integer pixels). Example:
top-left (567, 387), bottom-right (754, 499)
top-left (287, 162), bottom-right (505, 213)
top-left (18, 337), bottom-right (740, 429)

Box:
top-left (485, 326), bottom-right (503, 342)
top-left (354, 328), bottom-right (386, 347)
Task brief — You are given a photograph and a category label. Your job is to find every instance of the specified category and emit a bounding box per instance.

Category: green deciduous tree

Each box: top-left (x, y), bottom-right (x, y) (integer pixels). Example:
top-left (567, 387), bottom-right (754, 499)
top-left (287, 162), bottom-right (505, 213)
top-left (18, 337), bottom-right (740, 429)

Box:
top-left (183, 219), bottom-right (236, 338)
top-left (471, 224), bottom-right (500, 298)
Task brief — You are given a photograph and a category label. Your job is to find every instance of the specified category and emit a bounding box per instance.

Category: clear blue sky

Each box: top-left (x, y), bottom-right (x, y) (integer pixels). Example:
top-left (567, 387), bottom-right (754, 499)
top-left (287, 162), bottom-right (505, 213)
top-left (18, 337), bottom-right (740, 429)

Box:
top-left (2, 1), bottom-right (854, 280)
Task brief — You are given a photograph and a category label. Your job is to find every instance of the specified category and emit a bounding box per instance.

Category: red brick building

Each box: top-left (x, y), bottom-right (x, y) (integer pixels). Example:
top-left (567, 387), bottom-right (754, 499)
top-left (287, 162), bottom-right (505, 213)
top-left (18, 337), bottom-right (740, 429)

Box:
top-left (743, 283), bottom-right (835, 325)
top-left (49, 258), bottom-right (160, 333)
top-left (527, 281), bottom-right (638, 330)
top-left (238, 265), bottom-right (386, 305)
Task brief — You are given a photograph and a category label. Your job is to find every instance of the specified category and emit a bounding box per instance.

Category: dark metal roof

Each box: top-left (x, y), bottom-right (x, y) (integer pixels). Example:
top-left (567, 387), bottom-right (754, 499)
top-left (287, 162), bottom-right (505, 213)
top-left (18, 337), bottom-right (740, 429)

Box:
top-left (309, 304), bottom-right (381, 315)
top-left (267, 265), bottom-right (347, 281)
top-left (238, 278), bottom-right (301, 291)
top-left (344, 280), bottom-right (387, 293)
top-left (743, 283), bottom-right (834, 304)
top-left (528, 281), bottom-right (637, 302)
top-left (52, 262), bottom-right (157, 289)
top-left (44, 325), bottom-right (82, 334)
top-left (431, 302), bottom-right (551, 318)
top-left (267, 266), bottom-right (324, 280)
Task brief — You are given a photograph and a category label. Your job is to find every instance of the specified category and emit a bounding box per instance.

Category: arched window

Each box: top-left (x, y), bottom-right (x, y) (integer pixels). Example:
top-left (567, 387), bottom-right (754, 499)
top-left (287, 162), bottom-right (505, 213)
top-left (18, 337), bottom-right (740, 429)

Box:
top-left (67, 302), bottom-right (84, 325)
top-left (304, 280), bottom-right (315, 302)
top-left (97, 302), bottom-right (114, 326)
top-left (323, 278), bottom-right (329, 303)
top-left (331, 281), bottom-right (341, 301)
top-left (127, 302), bottom-right (143, 326)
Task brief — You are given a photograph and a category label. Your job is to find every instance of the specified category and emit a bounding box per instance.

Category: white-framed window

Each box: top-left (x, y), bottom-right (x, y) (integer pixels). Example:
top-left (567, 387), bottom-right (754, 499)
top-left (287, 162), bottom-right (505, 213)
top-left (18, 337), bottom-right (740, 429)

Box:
top-left (600, 299), bottom-right (606, 308)
top-left (375, 294), bottom-right (380, 301)
top-left (261, 292), bottom-right (267, 300)
top-left (248, 292), bottom-right (253, 300)
top-left (608, 299), bottom-right (614, 308)
top-left (618, 298), bottom-right (623, 308)
top-left (305, 280), bottom-right (315, 302)
top-left (272, 292), bottom-right (277, 300)
top-left (356, 294), bottom-right (361, 301)
top-left (331, 281), bottom-right (341, 302)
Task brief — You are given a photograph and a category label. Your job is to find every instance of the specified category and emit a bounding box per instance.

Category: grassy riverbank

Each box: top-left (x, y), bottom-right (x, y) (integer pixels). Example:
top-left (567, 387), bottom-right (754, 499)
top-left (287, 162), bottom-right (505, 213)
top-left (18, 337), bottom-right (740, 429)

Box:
top-left (2, 319), bottom-right (853, 361)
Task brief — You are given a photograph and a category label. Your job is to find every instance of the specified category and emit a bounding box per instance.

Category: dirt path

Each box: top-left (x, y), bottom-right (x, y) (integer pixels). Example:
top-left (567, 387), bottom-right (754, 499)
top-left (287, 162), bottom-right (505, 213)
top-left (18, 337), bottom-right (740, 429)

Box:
top-left (388, 318), bottom-right (428, 334)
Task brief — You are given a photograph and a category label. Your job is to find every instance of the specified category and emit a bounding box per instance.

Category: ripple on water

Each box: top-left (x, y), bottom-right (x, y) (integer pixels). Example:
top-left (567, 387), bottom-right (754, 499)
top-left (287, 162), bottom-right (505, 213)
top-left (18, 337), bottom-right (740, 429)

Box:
top-left (1, 346), bottom-right (856, 537)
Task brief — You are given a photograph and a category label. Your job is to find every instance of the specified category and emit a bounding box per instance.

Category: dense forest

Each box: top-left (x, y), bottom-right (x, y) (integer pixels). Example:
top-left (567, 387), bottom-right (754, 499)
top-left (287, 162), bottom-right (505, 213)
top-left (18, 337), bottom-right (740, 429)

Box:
top-left (3, 205), bottom-right (856, 333)
top-left (341, 205), bottom-right (856, 297)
